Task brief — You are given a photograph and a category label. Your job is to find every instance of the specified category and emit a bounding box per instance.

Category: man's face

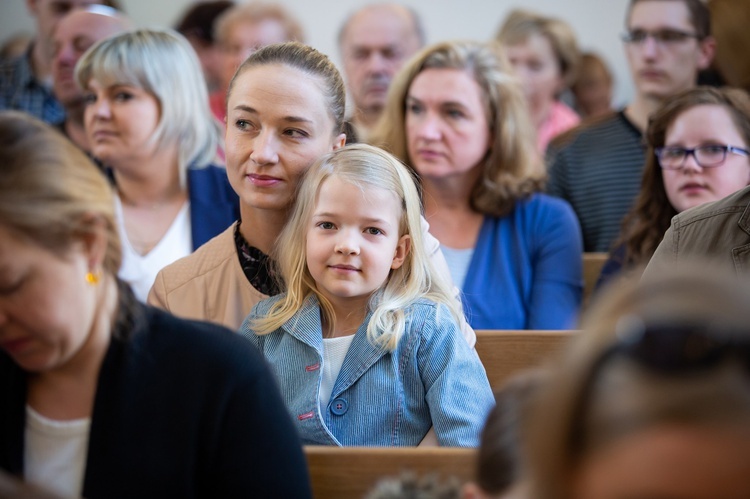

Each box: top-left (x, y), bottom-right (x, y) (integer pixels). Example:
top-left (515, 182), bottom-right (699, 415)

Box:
top-left (341, 6), bottom-right (421, 118)
top-left (624, 0), bottom-right (714, 101)
top-left (51, 10), bottom-right (127, 106)
top-left (27, 0), bottom-right (102, 53)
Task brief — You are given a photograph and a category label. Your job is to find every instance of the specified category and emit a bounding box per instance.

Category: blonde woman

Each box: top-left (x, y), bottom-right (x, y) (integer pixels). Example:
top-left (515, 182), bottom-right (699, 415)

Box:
top-left (371, 40), bottom-right (583, 330)
top-left (241, 144), bottom-right (493, 447)
top-left (76, 28), bottom-right (238, 301)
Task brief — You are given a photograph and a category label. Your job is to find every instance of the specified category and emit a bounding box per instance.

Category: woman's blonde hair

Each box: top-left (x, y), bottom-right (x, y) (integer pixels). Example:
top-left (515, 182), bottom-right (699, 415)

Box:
top-left (370, 40), bottom-right (544, 217)
top-left (0, 111), bottom-right (121, 275)
top-left (252, 144), bottom-right (462, 350)
top-left (526, 262), bottom-right (750, 499)
top-left (76, 27), bottom-right (220, 183)
top-left (496, 9), bottom-right (581, 89)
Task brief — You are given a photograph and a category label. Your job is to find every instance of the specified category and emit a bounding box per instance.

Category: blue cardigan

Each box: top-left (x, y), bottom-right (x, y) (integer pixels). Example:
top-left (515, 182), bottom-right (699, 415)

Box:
top-left (186, 165), bottom-right (239, 250)
top-left (460, 194), bottom-right (583, 330)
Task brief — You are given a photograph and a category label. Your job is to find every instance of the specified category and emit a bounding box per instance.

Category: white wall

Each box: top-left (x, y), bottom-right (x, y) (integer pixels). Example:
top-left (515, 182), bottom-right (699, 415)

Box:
top-left (0, 0), bottom-right (633, 105)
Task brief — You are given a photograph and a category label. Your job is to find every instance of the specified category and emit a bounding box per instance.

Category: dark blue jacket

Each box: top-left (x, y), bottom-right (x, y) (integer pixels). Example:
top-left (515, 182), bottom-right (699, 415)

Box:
top-left (186, 165), bottom-right (239, 250)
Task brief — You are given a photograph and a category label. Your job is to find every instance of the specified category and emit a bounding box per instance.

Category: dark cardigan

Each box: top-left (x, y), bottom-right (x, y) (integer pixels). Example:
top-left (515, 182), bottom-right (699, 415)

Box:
top-left (0, 297), bottom-right (310, 498)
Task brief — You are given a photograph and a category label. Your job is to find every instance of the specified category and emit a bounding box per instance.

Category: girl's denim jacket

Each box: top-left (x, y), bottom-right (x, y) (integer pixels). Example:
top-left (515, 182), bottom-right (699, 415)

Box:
top-left (240, 294), bottom-right (494, 447)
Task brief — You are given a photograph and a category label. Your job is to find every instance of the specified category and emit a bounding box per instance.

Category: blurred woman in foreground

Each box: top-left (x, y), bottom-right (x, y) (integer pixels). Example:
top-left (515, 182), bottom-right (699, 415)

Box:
top-left (0, 111), bottom-right (309, 498)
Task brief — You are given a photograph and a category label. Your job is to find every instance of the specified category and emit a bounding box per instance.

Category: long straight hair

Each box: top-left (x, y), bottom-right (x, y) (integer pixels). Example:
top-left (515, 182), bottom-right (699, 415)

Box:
top-left (251, 144), bottom-right (462, 350)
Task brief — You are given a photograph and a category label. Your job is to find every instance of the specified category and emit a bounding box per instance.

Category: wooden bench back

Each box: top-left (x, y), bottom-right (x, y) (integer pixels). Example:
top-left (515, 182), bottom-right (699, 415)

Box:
top-left (583, 252), bottom-right (608, 306)
top-left (305, 446), bottom-right (476, 498)
top-left (475, 330), bottom-right (577, 389)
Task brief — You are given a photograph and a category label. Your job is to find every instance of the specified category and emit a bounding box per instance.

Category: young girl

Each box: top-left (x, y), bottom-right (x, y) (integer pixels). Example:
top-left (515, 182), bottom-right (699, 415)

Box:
top-left (240, 144), bottom-right (494, 447)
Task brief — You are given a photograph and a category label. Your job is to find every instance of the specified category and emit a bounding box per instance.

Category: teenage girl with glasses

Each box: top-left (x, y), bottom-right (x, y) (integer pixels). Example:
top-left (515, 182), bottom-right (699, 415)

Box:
top-left (597, 86), bottom-right (750, 287)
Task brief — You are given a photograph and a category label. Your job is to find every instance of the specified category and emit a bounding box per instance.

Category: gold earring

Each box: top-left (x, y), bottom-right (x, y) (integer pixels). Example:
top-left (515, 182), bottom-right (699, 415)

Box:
top-left (85, 271), bottom-right (100, 285)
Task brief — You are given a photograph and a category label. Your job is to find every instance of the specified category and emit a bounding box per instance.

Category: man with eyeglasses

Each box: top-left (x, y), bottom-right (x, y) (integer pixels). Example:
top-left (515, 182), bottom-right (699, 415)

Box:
top-left (546, 0), bottom-right (715, 252)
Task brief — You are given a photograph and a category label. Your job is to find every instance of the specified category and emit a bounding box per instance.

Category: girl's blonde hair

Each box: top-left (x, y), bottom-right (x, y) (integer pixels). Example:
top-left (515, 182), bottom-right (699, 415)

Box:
top-left (370, 40), bottom-right (544, 218)
top-left (75, 28), bottom-right (220, 184)
top-left (252, 144), bottom-right (462, 350)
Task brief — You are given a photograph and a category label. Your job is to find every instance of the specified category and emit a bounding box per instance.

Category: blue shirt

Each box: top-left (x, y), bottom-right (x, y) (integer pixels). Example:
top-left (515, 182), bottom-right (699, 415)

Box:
top-left (461, 194), bottom-right (583, 329)
top-left (0, 49), bottom-right (64, 125)
top-left (241, 295), bottom-right (494, 447)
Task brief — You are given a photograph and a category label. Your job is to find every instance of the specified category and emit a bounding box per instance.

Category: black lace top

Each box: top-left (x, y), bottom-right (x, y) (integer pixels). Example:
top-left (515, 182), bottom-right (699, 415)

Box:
top-left (233, 222), bottom-right (280, 296)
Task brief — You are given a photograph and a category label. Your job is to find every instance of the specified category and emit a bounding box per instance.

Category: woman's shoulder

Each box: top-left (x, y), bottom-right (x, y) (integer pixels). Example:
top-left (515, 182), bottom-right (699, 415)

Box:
top-left (128, 304), bottom-right (265, 376)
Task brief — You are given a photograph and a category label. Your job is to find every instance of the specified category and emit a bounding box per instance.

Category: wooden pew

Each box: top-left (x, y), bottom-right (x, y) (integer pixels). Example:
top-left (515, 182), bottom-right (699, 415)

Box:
top-left (583, 252), bottom-right (608, 306)
top-left (305, 446), bottom-right (476, 499)
top-left (475, 330), bottom-right (577, 389)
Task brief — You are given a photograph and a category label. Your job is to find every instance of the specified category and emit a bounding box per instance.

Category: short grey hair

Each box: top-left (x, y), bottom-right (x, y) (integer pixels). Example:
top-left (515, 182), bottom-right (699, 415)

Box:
top-left (337, 3), bottom-right (425, 48)
top-left (75, 28), bottom-right (220, 181)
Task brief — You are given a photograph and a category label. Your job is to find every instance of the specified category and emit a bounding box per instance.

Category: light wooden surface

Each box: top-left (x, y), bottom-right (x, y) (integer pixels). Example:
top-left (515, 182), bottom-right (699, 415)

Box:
top-left (475, 330), bottom-right (577, 389)
top-left (305, 446), bottom-right (476, 499)
top-left (583, 252), bottom-right (608, 306)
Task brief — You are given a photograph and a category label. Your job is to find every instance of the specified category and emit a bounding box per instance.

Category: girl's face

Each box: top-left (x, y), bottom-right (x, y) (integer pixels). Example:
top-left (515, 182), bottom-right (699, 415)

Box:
top-left (505, 33), bottom-right (563, 112)
top-left (0, 224), bottom-right (103, 373)
top-left (225, 64), bottom-right (346, 213)
top-left (572, 424), bottom-right (750, 499)
top-left (83, 79), bottom-right (162, 168)
top-left (405, 68), bottom-right (492, 183)
top-left (662, 104), bottom-right (750, 213)
top-left (305, 176), bottom-right (410, 315)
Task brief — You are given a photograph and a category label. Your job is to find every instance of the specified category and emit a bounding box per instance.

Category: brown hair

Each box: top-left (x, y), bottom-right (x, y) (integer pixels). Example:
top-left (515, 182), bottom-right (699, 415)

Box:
top-left (615, 86), bottom-right (750, 267)
top-left (0, 111), bottom-right (121, 275)
top-left (496, 8), bottom-right (581, 89)
top-left (370, 40), bottom-right (544, 217)
top-left (627, 0), bottom-right (712, 39)
top-left (527, 263), bottom-right (750, 499)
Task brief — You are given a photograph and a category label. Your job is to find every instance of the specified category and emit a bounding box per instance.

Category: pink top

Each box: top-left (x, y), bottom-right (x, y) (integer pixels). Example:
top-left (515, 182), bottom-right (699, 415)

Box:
top-left (537, 101), bottom-right (580, 153)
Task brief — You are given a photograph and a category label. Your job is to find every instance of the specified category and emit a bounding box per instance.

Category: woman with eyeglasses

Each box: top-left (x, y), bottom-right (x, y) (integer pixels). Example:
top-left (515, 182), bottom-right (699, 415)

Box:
top-left (597, 86), bottom-right (750, 288)
top-left (527, 262), bottom-right (750, 499)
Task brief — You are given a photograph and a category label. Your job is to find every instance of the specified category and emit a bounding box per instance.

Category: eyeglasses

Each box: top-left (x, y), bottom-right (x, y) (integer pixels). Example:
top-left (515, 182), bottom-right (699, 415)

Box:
top-left (655, 145), bottom-right (750, 170)
top-left (621, 29), bottom-right (701, 47)
top-left (569, 318), bottom-right (750, 451)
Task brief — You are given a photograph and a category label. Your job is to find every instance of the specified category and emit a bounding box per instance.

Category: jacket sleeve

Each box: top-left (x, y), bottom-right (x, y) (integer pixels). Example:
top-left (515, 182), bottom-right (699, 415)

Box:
top-left (417, 304), bottom-right (494, 447)
top-left (207, 339), bottom-right (311, 498)
top-left (147, 269), bottom-right (170, 311)
top-left (420, 216), bottom-right (476, 348)
top-left (527, 198), bottom-right (583, 329)
top-left (642, 224), bottom-right (677, 279)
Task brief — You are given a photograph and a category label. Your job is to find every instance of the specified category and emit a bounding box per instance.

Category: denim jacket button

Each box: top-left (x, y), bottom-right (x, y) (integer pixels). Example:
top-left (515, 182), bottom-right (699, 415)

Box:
top-left (330, 398), bottom-right (348, 415)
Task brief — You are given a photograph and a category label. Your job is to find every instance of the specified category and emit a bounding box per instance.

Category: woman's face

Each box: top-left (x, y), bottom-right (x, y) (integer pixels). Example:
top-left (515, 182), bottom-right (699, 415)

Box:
top-left (662, 104), bottom-right (750, 213)
top-left (572, 425), bottom-right (750, 499)
top-left (83, 79), bottom-right (162, 168)
top-left (505, 33), bottom-right (563, 113)
top-left (0, 224), bottom-right (102, 373)
top-left (225, 63), bottom-right (345, 213)
top-left (405, 68), bottom-right (492, 183)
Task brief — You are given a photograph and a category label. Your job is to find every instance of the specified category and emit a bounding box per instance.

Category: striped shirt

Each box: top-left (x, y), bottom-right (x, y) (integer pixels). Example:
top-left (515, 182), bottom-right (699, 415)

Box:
top-left (545, 110), bottom-right (645, 252)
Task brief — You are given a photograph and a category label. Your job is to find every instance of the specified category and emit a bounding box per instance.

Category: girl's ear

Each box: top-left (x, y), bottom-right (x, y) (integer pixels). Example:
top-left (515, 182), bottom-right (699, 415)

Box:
top-left (391, 234), bottom-right (411, 270)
